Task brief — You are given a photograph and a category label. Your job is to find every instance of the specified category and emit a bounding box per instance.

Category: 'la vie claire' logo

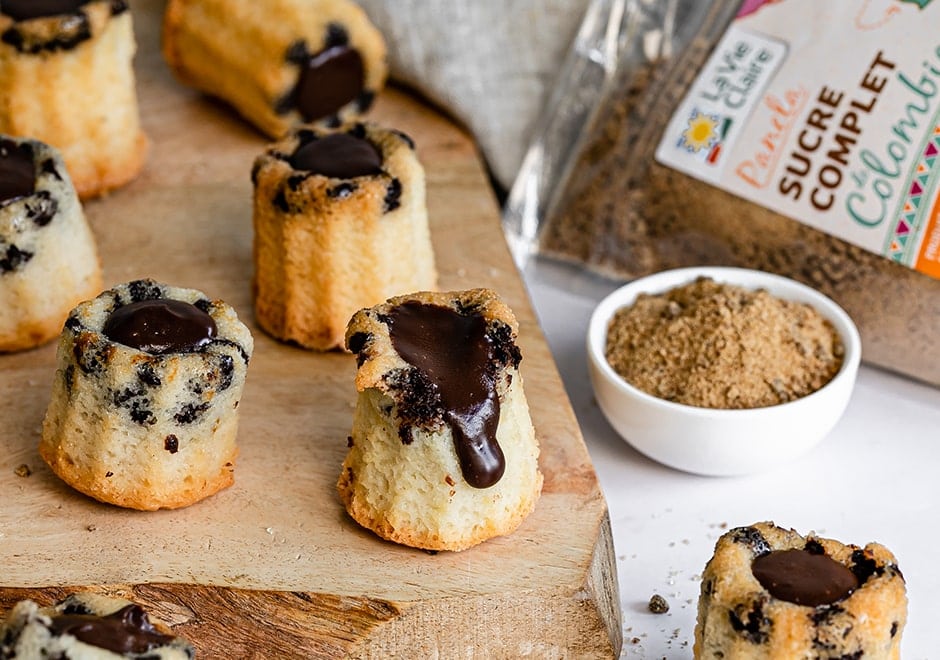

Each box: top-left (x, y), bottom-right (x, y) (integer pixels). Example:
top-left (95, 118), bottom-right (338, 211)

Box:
top-left (734, 86), bottom-right (809, 188)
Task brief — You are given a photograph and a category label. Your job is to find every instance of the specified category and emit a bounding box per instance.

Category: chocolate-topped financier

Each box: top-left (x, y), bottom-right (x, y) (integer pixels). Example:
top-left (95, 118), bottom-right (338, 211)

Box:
top-left (40, 279), bottom-right (254, 511)
top-left (0, 592), bottom-right (194, 659)
top-left (339, 289), bottom-right (542, 552)
top-left (0, 135), bottom-right (102, 352)
top-left (0, 0), bottom-right (148, 198)
top-left (162, 0), bottom-right (387, 136)
top-left (253, 121), bottom-right (436, 350)
top-left (694, 521), bottom-right (907, 659)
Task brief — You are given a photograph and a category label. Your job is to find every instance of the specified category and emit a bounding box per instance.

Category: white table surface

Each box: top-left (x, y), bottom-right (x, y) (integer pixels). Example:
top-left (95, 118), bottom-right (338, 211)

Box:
top-left (520, 258), bottom-right (940, 659)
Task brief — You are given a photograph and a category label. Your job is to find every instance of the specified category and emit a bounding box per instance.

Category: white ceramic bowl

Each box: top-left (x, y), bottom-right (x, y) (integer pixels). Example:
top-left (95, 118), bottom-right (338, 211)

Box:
top-left (587, 267), bottom-right (861, 477)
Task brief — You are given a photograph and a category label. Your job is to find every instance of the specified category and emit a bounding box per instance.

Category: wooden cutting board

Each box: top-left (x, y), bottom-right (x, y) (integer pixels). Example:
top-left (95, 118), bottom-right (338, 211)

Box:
top-left (0, 1), bottom-right (622, 657)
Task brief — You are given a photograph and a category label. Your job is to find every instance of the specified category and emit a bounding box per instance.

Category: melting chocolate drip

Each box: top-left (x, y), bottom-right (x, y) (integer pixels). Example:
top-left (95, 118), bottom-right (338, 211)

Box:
top-left (290, 132), bottom-right (382, 179)
top-left (103, 299), bottom-right (217, 355)
top-left (388, 302), bottom-right (506, 489)
top-left (0, 138), bottom-right (35, 204)
top-left (293, 45), bottom-right (365, 122)
top-left (48, 604), bottom-right (175, 655)
top-left (752, 548), bottom-right (859, 607)
top-left (2, 0), bottom-right (87, 21)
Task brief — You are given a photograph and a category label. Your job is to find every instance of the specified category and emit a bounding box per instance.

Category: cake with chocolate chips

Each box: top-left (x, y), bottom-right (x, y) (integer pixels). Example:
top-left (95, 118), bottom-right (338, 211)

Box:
top-left (39, 279), bottom-right (254, 511)
top-left (339, 289), bottom-right (542, 552)
top-left (0, 0), bottom-right (148, 199)
top-left (0, 592), bottom-right (194, 659)
top-left (252, 121), bottom-right (436, 350)
top-left (0, 136), bottom-right (102, 352)
top-left (162, 0), bottom-right (387, 136)
top-left (694, 522), bottom-right (907, 659)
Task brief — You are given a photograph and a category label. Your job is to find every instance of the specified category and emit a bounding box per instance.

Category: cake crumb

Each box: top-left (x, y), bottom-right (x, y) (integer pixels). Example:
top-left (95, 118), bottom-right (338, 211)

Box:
top-left (14, 464), bottom-right (31, 478)
top-left (648, 594), bottom-right (670, 614)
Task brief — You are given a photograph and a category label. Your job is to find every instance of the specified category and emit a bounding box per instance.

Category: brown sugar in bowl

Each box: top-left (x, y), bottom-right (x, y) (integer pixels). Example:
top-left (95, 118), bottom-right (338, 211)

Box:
top-left (586, 267), bottom-right (861, 476)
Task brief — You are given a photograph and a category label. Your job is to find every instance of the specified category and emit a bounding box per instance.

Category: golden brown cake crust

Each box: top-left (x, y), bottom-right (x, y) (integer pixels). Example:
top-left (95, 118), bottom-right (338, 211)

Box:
top-left (253, 122), bottom-right (437, 351)
top-left (162, 0), bottom-right (387, 136)
top-left (0, 136), bottom-right (102, 353)
top-left (0, 2), bottom-right (148, 199)
top-left (39, 280), bottom-right (254, 511)
top-left (338, 289), bottom-right (542, 552)
top-left (694, 521), bottom-right (907, 659)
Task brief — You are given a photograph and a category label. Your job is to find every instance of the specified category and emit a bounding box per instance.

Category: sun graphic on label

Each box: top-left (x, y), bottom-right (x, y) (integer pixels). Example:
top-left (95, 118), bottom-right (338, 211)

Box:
top-left (680, 110), bottom-right (721, 153)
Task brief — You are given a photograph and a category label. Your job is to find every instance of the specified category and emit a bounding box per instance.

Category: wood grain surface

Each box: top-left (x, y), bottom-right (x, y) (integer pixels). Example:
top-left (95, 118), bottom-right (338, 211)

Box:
top-left (0, 1), bottom-right (622, 657)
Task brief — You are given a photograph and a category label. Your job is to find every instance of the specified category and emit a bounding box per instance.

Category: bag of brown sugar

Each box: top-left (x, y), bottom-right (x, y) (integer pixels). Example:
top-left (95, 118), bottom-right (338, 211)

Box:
top-left (505, 0), bottom-right (940, 386)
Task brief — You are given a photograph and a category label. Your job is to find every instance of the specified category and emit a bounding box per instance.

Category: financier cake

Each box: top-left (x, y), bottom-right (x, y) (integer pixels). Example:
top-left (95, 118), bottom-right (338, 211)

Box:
top-left (0, 135), bottom-right (101, 352)
top-left (0, 0), bottom-right (148, 198)
top-left (40, 279), bottom-right (254, 511)
top-left (252, 121), bottom-right (437, 350)
top-left (694, 522), bottom-right (907, 659)
top-left (0, 592), bottom-right (194, 659)
top-left (162, 0), bottom-right (387, 136)
top-left (339, 289), bottom-right (543, 552)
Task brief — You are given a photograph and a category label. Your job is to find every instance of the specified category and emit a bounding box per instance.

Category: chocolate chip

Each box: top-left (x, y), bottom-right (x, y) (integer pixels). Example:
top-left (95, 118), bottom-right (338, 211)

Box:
top-left (193, 298), bottom-right (212, 313)
top-left (174, 401), bottom-right (211, 425)
top-left (324, 22), bottom-right (349, 48)
top-left (347, 331), bottom-right (370, 355)
top-left (348, 123), bottom-right (367, 139)
top-left (26, 191), bottom-right (58, 226)
top-left (40, 158), bottom-right (60, 180)
top-left (127, 280), bottom-right (163, 303)
top-left (273, 189), bottom-right (291, 213)
top-left (64, 364), bottom-right (75, 395)
top-left (109, 0), bottom-right (128, 15)
top-left (850, 549), bottom-right (883, 585)
top-left (211, 338), bottom-right (251, 365)
top-left (129, 403), bottom-right (156, 426)
top-left (105, 471), bottom-right (113, 477)
top-left (730, 526), bottom-right (771, 556)
top-left (164, 434), bottom-right (179, 454)
top-left (890, 621), bottom-right (899, 637)
top-left (805, 539), bottom-right (826, 555)
top-left (728, 596), bottom-right (771, 644)
top-left (346, 436), bottom-right (354, 448)
top-left (356, 90), bottom-right (375, 113)
top-left (392, 129), bottom-right (415, 150)
top-left (287, 173), bottom-right (308, 191)
top-left (217, 354), bottom-right (235, 391)
top-left (136, 363), bottom-right (161, 388)
top-left (383, 178), bottom-right (402, 213)
top-left (284, 39), bottom-right (308, 64)
top-left (0, 244), bottom-right (33, 273)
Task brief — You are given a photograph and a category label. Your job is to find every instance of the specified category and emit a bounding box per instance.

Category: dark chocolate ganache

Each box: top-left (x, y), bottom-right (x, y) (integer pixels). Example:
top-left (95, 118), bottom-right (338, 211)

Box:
top-left (103, 299), bottom-right (217, 355)
top-left (294, 46), bottom-right (365, 122)
top-left (388, 302), bottom-right (506, 489)
top-left (48, 604), bottom-right (175, 654)
top-left (0, 138), bottom-right (35, 204)
top-left (2, 0), bottom-right (88, 21)
top-left (752, 548), bottom-right (859, 606)
top-left (290, 132), bottom-right (382, 179)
